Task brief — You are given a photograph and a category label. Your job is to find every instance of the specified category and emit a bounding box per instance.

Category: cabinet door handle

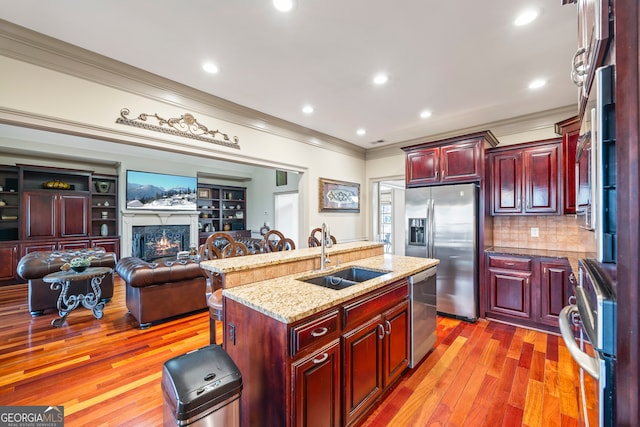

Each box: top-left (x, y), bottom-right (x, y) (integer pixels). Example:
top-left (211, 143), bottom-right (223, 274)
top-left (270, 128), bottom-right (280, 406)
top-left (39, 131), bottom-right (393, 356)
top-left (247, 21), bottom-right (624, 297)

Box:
top-left (435, 170), bottom-right (438, 179)
top-left (377, 324), bottom-right (385, 340)
top-left (569, 273), bottom-right (577, 284)
top-left (311, 327), bottom-right (328, 337)
top-left (312, 353), bottom-right (329, 364)
top-left (385, 320), bottom-right (391, 335)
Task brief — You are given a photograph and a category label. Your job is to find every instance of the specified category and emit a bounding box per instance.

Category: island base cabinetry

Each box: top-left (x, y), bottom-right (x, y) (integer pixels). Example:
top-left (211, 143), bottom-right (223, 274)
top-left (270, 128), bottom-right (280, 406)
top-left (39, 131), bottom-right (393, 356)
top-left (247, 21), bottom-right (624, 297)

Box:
top-left (223, 278), bottom-right (410, 427)
top-left (343, 299), bottom-right (409, 427)
top-left (292, 339), bottom-right (341, 427)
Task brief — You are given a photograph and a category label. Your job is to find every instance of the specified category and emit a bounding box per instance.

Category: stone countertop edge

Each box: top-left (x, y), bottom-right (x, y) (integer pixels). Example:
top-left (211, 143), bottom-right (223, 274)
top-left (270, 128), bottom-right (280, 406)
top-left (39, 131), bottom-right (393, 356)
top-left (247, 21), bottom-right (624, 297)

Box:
top-left (485, 246), bottom-right (597, 274)
top-left (200, 241), bottom-right (384, 274)
top-left (222, 254), bottom-right (439, 324)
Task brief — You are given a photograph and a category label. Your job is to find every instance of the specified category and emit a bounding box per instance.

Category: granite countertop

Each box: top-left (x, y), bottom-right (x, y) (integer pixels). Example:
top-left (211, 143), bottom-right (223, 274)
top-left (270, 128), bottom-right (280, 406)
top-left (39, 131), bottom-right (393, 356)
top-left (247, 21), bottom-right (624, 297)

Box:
top-left (222, 254), bottom-right (439, 324)
top-left (485, 246), bottom-right (596, 273)
top-left (200, 241), bottom-right (384, 274)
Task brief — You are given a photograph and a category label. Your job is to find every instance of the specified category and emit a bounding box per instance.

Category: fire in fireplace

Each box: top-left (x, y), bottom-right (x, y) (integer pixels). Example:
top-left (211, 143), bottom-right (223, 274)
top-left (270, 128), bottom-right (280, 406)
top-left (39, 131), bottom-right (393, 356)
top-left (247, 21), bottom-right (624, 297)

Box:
top-left (132, 225), bottom-right (190, 261)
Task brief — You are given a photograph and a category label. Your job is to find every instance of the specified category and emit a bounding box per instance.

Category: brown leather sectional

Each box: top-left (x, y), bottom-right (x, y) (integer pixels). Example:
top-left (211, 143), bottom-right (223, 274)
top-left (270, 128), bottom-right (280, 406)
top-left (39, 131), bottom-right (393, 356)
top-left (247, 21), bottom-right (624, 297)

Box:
top-left (115, 257), bottom-right (207, 329)
top-left (17, 248), bottom-right (117, 316)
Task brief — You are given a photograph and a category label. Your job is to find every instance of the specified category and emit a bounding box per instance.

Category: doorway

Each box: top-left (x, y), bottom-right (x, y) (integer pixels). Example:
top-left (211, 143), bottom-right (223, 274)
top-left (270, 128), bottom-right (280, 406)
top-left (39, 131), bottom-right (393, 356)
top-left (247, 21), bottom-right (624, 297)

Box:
top-left (372, 179), bottom-right (405, 254)
top-left (274, 191), bottom-right (299, 248)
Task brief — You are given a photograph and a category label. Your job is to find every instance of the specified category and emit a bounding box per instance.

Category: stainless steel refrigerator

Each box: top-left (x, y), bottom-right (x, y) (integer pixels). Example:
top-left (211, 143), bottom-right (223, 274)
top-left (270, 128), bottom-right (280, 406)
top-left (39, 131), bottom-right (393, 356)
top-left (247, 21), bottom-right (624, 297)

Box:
top-left (405, 182), bottom-right (478, 321)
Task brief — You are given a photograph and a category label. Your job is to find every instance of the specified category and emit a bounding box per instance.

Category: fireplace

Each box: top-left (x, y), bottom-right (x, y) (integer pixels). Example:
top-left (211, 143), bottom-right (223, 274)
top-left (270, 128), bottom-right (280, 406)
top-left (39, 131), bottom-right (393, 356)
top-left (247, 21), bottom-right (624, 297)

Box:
top-left (121, 211), bottom-right (200, 259)
top-left (132, 225), bottom-right (190, 261)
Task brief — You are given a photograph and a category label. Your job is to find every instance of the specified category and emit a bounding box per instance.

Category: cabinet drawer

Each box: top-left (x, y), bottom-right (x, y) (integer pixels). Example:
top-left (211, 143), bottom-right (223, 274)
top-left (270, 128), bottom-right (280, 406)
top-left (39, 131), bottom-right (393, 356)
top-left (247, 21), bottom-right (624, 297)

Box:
top-left (342, 280), bottom-right (408, 330)
top-left (488, 255), bottom-right (532, 271)
top-left (290, 310), bottom-right (339, 357)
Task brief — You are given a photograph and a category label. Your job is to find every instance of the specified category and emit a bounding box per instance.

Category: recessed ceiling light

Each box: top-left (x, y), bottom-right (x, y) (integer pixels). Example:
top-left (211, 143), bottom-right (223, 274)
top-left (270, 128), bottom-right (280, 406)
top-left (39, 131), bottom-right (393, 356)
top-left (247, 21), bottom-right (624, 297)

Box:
top-left (202, 63), bottom-right (219, 74)
top-left (356, 128), bottom-right (366, 136)
top-left (528, 78), bottom-right (546, 89)
top-left (514, 10), bottom-right (538, 26)
top-left (302, 105), bottom-right (314, 114)
top-left (373, 73), bottom-right (388, 85)
top-left (273, 0), bottom-right (294, 12)
top-left (420, 110), bottom-right (432, 119)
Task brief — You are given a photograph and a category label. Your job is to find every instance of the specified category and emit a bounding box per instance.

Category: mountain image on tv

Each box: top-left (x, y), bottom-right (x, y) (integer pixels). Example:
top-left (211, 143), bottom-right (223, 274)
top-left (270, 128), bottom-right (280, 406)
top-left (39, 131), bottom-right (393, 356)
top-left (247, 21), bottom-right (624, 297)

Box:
top-left (126, 170), bottom-right (197, 210)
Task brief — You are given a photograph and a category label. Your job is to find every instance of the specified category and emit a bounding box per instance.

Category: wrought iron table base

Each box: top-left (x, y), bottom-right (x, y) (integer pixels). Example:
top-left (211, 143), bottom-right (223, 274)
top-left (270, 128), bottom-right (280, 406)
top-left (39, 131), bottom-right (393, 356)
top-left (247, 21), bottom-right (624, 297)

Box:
top-left (48, 272), bottom-right (107, 328)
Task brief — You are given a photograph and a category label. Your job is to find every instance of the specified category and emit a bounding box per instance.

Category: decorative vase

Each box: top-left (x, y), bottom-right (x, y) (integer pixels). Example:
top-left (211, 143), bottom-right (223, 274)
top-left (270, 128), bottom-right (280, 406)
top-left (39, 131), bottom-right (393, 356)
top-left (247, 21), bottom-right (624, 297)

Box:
top-left (100, 223), bottom-right (109, 236)
top-left (95, 181), bottom-right (111, 193)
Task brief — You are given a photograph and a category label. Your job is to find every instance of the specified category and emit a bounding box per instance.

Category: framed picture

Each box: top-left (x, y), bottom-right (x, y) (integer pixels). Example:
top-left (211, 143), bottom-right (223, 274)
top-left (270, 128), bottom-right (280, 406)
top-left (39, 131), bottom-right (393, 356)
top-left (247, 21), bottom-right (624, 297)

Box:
top-left (276, 170), bottom-right (288, 186)
top-left (197, 188), bottom-right (211, 198)
top-left (319, 178), bottom-right (360, 212)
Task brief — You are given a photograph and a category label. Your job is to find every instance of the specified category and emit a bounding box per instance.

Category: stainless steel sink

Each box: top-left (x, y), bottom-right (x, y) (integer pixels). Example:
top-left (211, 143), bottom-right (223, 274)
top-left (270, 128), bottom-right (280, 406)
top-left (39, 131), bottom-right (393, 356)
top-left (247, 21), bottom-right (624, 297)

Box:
top-left (300, 267), bottom-right (390, 290)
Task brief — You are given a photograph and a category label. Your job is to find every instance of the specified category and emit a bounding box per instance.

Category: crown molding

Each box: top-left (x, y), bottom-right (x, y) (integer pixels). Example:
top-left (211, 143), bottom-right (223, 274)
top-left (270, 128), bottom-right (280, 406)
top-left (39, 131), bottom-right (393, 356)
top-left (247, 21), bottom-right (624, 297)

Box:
top-left (365, 104), bottom-right (578, 160)
top-left (0, 19), bottom-right (366, 160)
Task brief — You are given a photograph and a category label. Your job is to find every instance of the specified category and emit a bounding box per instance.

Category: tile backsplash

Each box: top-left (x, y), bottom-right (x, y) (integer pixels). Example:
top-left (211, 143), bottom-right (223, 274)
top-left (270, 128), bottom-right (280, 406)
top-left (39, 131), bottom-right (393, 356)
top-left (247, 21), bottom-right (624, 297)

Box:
top-left (492, 215), bottom-right (597, 253)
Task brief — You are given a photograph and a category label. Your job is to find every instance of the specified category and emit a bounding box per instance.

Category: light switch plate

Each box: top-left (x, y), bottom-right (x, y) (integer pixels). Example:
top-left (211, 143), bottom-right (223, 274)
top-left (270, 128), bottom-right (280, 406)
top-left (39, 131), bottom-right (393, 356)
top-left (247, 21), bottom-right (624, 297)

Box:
top-left (530, 227), bottom-right (539, 237)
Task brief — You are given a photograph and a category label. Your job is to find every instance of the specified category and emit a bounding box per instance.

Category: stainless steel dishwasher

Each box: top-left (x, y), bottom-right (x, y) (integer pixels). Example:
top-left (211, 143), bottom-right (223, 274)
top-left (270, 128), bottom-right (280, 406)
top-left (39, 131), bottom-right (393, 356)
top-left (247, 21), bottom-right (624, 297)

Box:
top-left (409, 266), bottom-right (437, 368)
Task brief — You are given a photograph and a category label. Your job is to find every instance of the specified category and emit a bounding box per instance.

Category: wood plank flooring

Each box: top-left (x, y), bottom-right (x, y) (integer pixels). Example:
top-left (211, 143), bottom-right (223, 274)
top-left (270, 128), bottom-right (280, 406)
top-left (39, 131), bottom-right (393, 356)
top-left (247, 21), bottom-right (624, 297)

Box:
top-left (0, 277), bottom-right (592, 426)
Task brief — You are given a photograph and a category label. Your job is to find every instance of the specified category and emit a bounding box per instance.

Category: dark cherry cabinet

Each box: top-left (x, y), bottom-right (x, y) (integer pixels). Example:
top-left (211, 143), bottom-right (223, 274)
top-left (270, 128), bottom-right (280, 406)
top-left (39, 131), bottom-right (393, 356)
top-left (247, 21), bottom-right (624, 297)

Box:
top-left (224, 278), bottom-right (410, 427)
top-left (341, 299), bottom-right (409, 426)
top-left (22, 191), bottom-right (90, 239)
top-left (291, 339), bottom-right (341, 427)
top-left (440, 141), bottom-right (483, 183)
top-left (381, 300), bottom-right (410, 387)
top-left (486, 255), bottom-right (533, 320)
top-left (341, 280), bottom-right (409, 427)
top-left (403, 131), bottom-right (498, 187)
top-left (485, 253), bottom-right (573, 332)
top-left (406, 148), bottom-right (439, 185)
top-left (555, 116), bottom-right (580, 214)
top-left (0, 243), bottom-right (18, 283)
top-left (490, 139), bottom-right (562, 215)
top-left (343, 316), bottom-right (384, 426)
top-left (491, 151), bottom-right (523, 214)
top-left (539, 259), bottom-right (573, 328)
top-left (523, 144), bottom-right (560, 213)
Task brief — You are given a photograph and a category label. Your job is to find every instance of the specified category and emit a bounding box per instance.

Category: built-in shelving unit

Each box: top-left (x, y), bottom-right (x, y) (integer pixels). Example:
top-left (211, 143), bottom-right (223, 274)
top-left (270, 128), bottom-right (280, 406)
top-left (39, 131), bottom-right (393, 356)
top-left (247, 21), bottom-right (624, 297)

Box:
top-left (91, 174), bottom-right (118, 238)
top-left (0, 166), bottom-right (19, 241)
top-left (197, 184), bottom-right (247, 243)
top-left (0, 164), bottom-right (121, 284)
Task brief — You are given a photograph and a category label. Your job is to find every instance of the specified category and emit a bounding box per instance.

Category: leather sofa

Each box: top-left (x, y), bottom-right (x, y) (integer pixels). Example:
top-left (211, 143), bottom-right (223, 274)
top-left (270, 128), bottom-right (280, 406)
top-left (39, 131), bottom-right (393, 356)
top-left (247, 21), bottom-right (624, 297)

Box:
top-left (17, 248), bottom-right (117, 316)
top-left (116, 257), bottom-right (207, 329)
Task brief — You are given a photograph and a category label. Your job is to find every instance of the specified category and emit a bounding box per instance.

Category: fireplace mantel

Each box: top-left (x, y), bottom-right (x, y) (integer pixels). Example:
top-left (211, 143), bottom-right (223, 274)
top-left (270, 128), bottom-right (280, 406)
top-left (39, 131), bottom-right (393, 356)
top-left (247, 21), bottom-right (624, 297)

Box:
top-left (121, 210), bottom-right (200, 258)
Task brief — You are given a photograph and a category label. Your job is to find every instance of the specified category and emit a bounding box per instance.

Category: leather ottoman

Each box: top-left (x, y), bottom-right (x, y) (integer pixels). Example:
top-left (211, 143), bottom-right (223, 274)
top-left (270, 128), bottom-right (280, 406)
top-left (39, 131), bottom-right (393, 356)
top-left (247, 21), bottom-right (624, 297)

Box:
top-left (17, 248), bottom-right (117, 316)
top-left (116, 257), bottom-right (207, 329)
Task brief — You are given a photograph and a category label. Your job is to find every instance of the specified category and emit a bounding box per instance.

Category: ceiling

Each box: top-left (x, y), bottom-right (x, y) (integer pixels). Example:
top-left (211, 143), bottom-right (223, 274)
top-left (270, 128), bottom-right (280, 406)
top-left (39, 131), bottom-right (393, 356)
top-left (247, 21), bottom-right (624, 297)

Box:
top-left (0, 1), bottom-right (578, 149)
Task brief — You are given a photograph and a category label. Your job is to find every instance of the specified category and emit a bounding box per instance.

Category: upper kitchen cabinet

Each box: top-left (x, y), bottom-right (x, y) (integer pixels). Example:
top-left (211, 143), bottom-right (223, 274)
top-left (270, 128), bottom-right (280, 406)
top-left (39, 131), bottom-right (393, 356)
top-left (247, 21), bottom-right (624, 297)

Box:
top-left (555, 116), bottom-right (580, 214)
top-left (490, 139), bottom-right (562, 215)
top-left (402, 131), bottom-right (498, 187)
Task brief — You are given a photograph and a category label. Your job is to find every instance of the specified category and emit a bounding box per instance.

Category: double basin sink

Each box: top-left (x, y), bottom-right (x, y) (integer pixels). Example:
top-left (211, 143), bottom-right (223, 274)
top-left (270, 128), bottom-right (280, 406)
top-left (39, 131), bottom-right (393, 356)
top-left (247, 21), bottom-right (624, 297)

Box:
top-left (299, 267), bottom-right (390, 290)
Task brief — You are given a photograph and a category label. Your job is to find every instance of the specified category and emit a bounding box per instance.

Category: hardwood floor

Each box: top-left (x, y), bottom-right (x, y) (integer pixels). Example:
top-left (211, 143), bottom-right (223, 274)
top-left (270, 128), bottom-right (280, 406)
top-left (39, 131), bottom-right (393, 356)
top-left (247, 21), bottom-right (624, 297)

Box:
top-left (0, 277), bottom-right (592, 426)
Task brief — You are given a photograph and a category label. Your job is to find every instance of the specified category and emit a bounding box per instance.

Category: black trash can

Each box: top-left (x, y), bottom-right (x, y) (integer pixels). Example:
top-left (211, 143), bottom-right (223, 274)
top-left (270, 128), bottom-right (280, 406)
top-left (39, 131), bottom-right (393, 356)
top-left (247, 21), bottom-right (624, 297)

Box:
top-left (162, 345), bottom-right (242, 426)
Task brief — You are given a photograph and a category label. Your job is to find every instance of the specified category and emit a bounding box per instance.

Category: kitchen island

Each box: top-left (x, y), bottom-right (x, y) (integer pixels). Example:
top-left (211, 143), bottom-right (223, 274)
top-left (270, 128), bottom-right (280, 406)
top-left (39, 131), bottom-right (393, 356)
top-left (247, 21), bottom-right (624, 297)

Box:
top-left (200, 242), bottom-right (438, 427)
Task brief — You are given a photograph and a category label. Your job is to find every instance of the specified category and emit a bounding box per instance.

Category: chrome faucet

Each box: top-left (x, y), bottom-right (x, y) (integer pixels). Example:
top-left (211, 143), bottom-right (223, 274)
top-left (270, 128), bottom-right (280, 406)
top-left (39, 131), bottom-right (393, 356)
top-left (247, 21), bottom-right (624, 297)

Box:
top-left (320, 222), bottom-right (331, 270)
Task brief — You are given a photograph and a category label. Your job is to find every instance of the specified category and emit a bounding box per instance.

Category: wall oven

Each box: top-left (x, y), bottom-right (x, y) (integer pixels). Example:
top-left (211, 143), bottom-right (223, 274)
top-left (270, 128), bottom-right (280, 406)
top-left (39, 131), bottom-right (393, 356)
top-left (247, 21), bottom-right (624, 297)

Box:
top-left (559, 259), bottom-right (616, 426)
top-left (575, 64), bottom-right (616, 263)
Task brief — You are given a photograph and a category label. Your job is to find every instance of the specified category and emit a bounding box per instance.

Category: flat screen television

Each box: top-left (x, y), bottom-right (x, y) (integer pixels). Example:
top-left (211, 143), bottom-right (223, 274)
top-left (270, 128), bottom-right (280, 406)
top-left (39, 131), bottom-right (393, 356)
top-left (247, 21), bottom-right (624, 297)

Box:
top-left (126, 170), bottom-right (197, 210)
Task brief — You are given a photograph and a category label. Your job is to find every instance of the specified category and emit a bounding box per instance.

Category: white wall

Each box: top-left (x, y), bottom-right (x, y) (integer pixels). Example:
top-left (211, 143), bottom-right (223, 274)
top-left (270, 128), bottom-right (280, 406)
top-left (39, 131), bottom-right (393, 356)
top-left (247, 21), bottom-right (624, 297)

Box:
top-left (0, 55), bottom-right (369, 243)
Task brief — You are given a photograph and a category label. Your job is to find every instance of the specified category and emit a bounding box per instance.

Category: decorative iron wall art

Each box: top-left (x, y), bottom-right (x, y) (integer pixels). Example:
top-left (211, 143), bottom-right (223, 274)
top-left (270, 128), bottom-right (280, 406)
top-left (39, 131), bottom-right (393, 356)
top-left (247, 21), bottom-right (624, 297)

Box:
top-left (116, 108), bottom-right (240, 149)
top-left (319, 178), bottom-right (360, 212)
